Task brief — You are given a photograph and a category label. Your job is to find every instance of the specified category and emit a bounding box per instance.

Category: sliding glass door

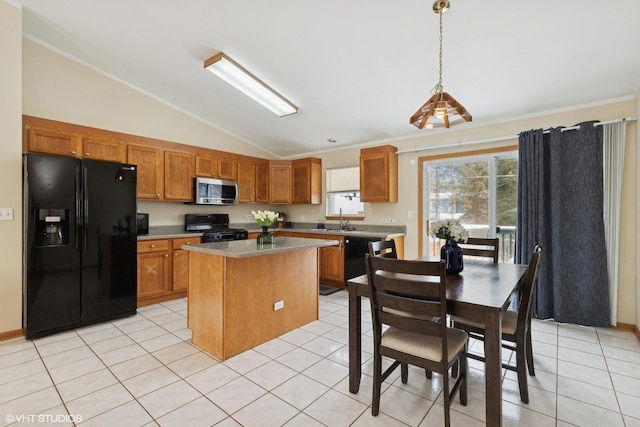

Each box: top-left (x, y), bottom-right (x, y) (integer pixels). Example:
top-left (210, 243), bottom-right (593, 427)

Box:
top-left (423, 153), bottom-right (518, 262)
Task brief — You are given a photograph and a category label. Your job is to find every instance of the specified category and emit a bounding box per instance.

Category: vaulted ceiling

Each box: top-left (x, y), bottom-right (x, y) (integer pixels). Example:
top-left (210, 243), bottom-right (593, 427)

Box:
top-left (15, 0), bottom-right (640, 157)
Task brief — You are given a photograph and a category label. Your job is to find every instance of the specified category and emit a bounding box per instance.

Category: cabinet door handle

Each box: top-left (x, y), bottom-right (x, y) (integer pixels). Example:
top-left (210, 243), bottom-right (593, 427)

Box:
top-left (85, 153), bottom-right (90, 156)
top-left (164, 254), bottom-right (169, 258)
top-left (156, 194), bottom-right (160, 198)
top-left (174, 252), bottom-right (178, 256)
top-left (150, 244), bottom-right (156, 248)
top-left (71, 151), bottom-right (77, 155)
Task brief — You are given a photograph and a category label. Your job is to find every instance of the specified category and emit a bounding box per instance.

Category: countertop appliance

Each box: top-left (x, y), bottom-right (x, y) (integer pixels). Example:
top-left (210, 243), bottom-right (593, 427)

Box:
top-left (136, 212), bottom-right (149, 235)
top-left (185, 213), bottom-right (248, 242)
top-left (194, 177), bottom-right (238, 205)
top-left (344, 236), bottom-right (382, 282)
top-left (23, 153), bottom-right (138, 339)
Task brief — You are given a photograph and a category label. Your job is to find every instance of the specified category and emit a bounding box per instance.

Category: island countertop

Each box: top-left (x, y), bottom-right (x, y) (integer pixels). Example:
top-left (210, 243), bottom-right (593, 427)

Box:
top-left (182, 236), bottom-right (339, 258)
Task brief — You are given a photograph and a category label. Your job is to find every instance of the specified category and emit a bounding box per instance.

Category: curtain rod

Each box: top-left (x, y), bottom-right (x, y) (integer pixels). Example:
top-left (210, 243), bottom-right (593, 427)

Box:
top-left (396, 116), bottom-right (637, 155)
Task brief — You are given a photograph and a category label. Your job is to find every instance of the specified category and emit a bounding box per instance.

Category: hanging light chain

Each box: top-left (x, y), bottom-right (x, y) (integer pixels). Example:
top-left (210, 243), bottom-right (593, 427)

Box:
top-left (431, 10), bottom-right (444, 95)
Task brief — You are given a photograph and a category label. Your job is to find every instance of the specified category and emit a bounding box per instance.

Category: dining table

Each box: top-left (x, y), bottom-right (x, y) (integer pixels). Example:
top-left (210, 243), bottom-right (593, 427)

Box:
top-left (347, 258), bottom-right (529, 427)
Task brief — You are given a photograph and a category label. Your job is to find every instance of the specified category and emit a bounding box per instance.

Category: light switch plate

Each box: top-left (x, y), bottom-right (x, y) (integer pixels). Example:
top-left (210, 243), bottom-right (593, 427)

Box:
top-left (0, 208), bottom-right (14, 221)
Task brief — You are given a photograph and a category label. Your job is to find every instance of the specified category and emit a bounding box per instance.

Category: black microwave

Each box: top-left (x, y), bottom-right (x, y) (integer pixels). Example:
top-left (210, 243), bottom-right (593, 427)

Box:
top-left (194, 177), bottom-right (238, 205)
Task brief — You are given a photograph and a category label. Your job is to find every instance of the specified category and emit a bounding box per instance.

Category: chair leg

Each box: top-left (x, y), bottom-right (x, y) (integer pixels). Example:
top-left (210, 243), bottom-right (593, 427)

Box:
top-left (460, 350), bottom-right (468, 406)
top-left (425, 369), bottom-right (432, 379)
top-left (372, 354), bottom-right (382, 415)
top-left (451, 358), bottom-right (458, 378)
top-left (401, 363), bottom-right (408, 383)
top-left (515, 342), bottom-right (529, 404)
top-left (526, 327), bottom-right (535, 376)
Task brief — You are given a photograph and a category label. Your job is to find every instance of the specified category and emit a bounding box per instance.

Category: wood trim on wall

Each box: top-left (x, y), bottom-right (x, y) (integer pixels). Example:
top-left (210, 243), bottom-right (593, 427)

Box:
top-left (0, 328), bottom-right (24, 341)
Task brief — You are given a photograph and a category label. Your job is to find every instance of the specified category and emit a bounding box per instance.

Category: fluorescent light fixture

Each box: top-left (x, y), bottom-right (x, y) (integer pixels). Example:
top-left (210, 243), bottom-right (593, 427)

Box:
top-left (204, 52), bottom-right (297, 117)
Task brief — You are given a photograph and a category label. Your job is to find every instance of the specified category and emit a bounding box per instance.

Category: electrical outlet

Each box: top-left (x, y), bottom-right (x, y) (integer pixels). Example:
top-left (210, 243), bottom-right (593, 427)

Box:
top-left (0, 208), bottom-right (14, 221)
top-left (407, 210), bottom-right (414, 219)
top-left (246, 214), bottom-right (253, 219)
top-left (380, 218), bottom-right (388, 224)
top-left (299, 215), bottom-right (306, 222)
top-left (274, 300), bottom-right (284, 311)
top-left (389, 218), bottom-right (396, 224)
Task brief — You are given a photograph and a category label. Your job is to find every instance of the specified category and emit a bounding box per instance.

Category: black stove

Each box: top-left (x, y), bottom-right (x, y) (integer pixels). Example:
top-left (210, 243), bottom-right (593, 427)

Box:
top-left (185, 213), bottom-right (248, 243)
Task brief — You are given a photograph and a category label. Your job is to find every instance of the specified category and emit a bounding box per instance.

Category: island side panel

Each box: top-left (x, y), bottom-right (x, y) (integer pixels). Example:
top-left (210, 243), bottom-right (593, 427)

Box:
top-left (224, 248), bottom-right (319, 359)
top-left (188, 251), bottom-right (225, 359)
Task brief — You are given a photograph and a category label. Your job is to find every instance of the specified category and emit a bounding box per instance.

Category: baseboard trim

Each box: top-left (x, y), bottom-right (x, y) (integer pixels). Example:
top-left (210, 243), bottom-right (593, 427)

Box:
top-left (615, 322), bottom-right (640, 341)
top-left (0, 328), bottom-right (24, 341)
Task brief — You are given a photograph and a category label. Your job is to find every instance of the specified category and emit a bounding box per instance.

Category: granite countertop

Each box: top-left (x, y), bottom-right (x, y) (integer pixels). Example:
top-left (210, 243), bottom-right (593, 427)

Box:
top-left (182, 237), bottom-right (338, 258)
top-left (138, 225), bottom-right (405, 241)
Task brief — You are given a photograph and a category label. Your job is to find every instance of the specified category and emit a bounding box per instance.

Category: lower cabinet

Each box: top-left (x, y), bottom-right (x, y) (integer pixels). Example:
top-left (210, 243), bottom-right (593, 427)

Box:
top-left (137, 237), bottom-right (197, 306)
top-left (319, 236), bottom-right (345, 286)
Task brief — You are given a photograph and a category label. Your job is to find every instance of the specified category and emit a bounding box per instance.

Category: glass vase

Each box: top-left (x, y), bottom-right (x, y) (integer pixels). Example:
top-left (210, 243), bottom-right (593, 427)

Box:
top-left (257, 226), bottom-right (274, 245)
top-left (440, 240), bottom-right (464, 274)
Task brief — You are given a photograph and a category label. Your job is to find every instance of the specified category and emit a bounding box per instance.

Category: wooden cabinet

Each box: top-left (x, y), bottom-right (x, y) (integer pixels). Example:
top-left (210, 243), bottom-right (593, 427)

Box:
top-left (127, 146), bottom-right (193, 201)
top-left (164, 150), bottom-right (194, 201)
top-left (237, 161), bottom-right (257, 203)
top-left (137, 237), bottom-right (195, 305)
top-left (292, 157), bottom-right (322, 204)
top-left (26, 128), bottom-right (81, 157)
top-left (82, 137), bottom-right (125, 162)
top-left (269, 160), bottom-right (292, 204)
top-left (255, 161), bottom-right (269, 203)
top-left (360, 145), bottom-right (398, 202)
top-left (26, 127), bottom-right (126, 162)
top-left (238, 159), bottom-right (270, 204)
top-left (172, 237), bottom-right (196, 292)
top-left (320, 236), bottom-right (345, 285)
top-left (127, 144), bottom-right (163, 200)
top-left (195, 154), bottom-right (238, 180)
top-left (137, 240), bottom-right (171, 299)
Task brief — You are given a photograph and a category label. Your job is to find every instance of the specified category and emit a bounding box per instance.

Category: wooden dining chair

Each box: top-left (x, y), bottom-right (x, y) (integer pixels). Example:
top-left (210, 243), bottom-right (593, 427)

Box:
top-left (459, 237), bottom-right (499, 263)
top-left (368, 240), bottom-right (398, 259)
top-left (365, 254), bottom-right (468, 427)
top-left (451, 245), bottom-right (542, 404)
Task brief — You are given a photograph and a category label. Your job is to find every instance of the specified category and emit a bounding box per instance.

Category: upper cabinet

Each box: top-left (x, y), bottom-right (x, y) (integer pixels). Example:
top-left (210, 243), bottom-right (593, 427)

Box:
top-left (237, 161), bottom-right (256, 203)
top-left (127, 146), bottom-right (193, 201)
top-left (269, 161), bottom-right (292, 204)
top-left (164, 150), bottom-right (194, 201)
top-left (27, 128), bottom-right (80, 157)
top-left (195, 154), bottom-right (238, 180)
top-left (82, 137), bottom-right (126, 162)
top-left (127, 144), bottom-right (164, 200)
top-left (360, 145), bottom-right (398, 203)
top-left (292, 157), bottom-right (322, 204)
top-left (254, 160), bottom-right (269, 204)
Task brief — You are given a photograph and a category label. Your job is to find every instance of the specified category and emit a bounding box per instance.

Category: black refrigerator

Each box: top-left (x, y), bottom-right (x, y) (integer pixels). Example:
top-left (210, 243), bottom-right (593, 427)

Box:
top-left (23, 153), bottom-right (138, 339)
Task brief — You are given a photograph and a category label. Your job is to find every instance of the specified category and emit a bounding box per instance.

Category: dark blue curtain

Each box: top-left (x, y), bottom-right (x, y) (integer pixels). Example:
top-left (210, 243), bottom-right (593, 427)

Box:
top-left (516, 121), bottom-right (610, 327)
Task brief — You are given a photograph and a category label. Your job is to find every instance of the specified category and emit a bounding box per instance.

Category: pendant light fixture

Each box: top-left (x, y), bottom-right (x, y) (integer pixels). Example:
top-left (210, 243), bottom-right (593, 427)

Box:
top-left (410, 0), bottom-right (472, 129)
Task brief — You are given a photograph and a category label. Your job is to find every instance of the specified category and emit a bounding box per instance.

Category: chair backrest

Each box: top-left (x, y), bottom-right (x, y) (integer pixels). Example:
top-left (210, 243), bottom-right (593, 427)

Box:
top-left (517, 245), bottom-right (542, 330)
top-left (459, 237), bottom-right (499, 263)
top-left (368, 240), bottom-right (398, 259)
top-left (365, 254), bottom-right (448, 360)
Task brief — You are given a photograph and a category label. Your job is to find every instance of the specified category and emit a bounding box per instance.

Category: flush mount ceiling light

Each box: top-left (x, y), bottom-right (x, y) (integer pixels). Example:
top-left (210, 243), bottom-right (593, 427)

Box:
top-left (204, 52), bottom-right (298, 117)
top-left (410, 0), bottom-right (472, 129)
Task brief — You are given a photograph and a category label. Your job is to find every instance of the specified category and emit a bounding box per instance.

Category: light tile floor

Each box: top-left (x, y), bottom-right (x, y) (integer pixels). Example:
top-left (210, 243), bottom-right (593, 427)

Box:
top-left (1, 291), bottom-right (640, 426)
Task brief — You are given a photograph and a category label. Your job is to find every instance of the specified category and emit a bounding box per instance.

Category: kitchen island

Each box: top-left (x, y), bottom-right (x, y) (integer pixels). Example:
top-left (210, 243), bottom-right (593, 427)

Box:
top-left (183, 237), bottom-right (338, 361)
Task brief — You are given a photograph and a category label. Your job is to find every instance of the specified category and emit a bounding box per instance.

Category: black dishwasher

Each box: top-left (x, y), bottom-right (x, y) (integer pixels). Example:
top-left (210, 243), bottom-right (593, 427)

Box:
top-left (344, 236), bottom-right (381, 281)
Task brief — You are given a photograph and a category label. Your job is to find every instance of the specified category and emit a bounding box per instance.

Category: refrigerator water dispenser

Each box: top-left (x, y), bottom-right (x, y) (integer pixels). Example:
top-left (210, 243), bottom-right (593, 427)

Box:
top-left (37, 208), bottom-right (69, 246)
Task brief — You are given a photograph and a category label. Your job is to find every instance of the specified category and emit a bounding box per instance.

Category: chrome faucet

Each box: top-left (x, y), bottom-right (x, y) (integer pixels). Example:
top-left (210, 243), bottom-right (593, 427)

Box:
top-left (339, 208), bottom-right (349, 230)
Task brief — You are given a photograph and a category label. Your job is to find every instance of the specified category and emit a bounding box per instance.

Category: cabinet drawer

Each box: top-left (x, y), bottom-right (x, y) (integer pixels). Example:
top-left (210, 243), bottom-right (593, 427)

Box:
top-left (172, 237), bottom-right (199, 249)
top-left (137, 240), bottom-right (170, 253)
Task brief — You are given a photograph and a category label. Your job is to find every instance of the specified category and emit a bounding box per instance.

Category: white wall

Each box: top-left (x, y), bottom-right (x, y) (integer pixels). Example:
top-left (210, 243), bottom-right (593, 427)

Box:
top-left (0, 1), bottom-right (23, 335)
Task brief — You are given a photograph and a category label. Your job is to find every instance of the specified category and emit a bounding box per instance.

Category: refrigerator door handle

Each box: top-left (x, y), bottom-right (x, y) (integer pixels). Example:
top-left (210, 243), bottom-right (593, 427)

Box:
top-left (76, 166), bottom-right (82, 253)
top-left (82, 166), bottom-right (89, 253)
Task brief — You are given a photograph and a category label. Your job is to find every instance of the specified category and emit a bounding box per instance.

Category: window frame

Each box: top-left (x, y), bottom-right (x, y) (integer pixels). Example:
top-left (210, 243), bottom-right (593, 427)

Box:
top-left (417, 145), bottom-right (518, 257)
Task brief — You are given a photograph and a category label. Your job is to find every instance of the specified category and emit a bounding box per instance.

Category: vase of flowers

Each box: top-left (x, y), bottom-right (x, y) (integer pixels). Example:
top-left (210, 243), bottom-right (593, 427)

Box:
top-left (252, 210), bottom-right (279, 245)
top-left (430, 219), bottom-right (469, 274)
